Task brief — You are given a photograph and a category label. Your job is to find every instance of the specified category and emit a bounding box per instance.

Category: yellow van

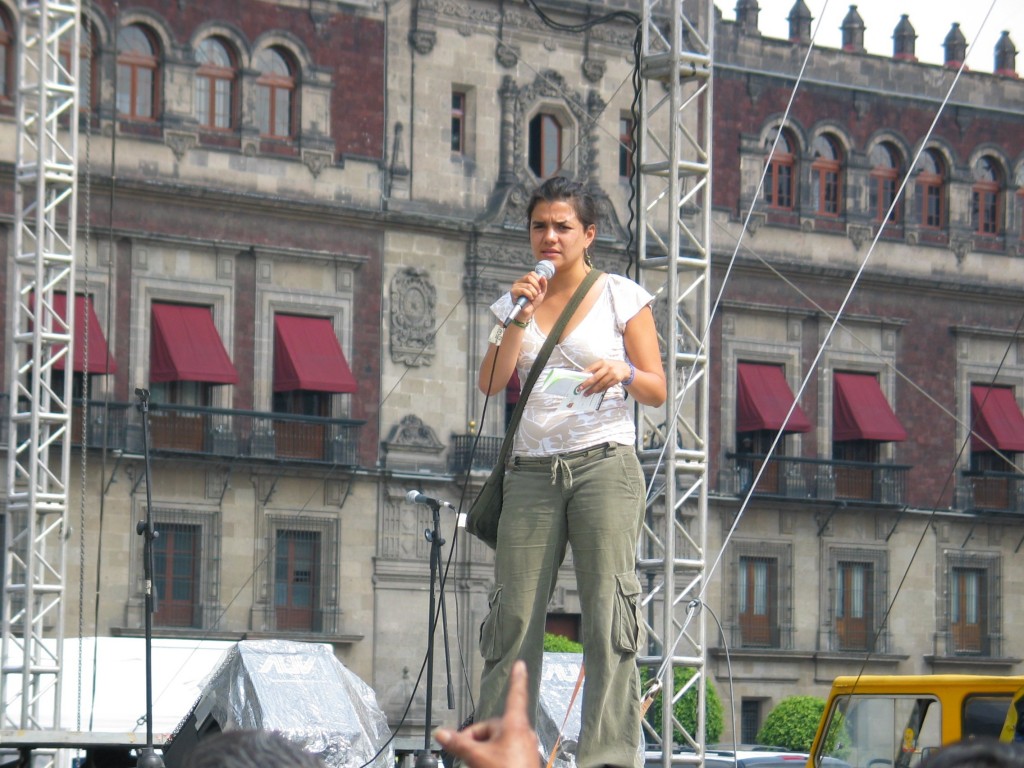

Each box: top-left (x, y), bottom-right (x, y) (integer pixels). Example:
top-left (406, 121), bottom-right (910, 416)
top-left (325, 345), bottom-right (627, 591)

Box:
top-left (808, 674), bottom-right (1024, 768)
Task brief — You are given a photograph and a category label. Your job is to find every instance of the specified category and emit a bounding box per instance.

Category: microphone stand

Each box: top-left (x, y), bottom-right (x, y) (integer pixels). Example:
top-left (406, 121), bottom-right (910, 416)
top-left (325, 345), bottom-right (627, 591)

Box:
top-left (134, 388), bottom-right (166, 768)
top-left (415, 498), bottom-right (455, 768)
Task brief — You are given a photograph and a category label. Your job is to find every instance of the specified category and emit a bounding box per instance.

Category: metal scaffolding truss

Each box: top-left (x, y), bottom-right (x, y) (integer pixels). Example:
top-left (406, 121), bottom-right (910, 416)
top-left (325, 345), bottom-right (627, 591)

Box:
top-left (636, 1), bottom-right (713, 765)
top-left (2, 0), bottom-right (81, 747)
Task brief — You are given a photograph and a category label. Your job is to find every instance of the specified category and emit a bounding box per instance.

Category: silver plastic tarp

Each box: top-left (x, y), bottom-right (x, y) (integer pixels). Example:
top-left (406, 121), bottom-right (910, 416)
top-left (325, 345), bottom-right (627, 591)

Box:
top-left (185, 639), bottom-right (393, 768)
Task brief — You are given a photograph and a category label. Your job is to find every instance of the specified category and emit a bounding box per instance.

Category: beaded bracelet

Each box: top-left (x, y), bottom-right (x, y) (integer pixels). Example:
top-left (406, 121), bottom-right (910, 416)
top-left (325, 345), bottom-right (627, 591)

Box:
top-left (624, 361), bottom-right (636, 386)
top-left (510, 318), bottom-right (531, 329)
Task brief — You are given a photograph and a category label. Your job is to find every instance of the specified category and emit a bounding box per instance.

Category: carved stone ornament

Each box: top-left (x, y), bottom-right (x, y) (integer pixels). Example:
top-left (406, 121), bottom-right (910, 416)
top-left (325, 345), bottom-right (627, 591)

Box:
top-left (409, 29), bottom-right (436, 55)
top-left (301, 148), bottom-right (333, 178)
top-left (382, 414), bottom-right (445, 454)
top-left (582, 58), bottom-right (606, 83)
top-left (164, 130), bottom-right (197, 161)
top-left (847, 224), bottom-right (872, 251)
top-left (496, 41), bottom-right (519, 68)
top-left (950, 238), bottom-right (971, 265)
top-left (390, 267), bottom-right (437, 366)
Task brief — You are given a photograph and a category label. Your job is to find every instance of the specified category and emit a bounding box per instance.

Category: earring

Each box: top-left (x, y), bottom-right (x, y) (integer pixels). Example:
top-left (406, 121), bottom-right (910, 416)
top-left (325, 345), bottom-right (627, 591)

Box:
top-left (584, 247), bottom-right (593, 268)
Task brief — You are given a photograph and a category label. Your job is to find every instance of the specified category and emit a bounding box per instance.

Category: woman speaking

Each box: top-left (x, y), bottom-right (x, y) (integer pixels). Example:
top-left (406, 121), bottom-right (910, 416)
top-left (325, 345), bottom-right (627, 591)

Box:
top-left (475, 176), bottom-right (666, 768)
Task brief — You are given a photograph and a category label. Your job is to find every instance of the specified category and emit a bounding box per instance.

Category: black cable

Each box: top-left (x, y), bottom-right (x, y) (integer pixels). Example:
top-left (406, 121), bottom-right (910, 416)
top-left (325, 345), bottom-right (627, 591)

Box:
top-left (524, 0), bottom-right (640, 32)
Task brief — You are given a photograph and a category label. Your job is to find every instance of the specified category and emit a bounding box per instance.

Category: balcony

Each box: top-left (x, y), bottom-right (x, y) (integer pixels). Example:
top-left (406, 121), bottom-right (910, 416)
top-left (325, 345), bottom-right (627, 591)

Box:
top-left (448, 434), bottom-right (503, 474)
top-left (0, 395), bottom-right (364, 467)
top-left (723, 452), bottom-right (910, 506)
top-left (956, 471), bottom-right (1024, 515)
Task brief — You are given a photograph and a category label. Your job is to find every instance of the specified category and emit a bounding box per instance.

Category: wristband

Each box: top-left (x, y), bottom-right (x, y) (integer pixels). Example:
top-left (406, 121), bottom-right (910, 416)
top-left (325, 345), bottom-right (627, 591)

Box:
top-left (510, 318), bottom-right (531, 329)
top-left (624, 361), bottom-right (636, 386)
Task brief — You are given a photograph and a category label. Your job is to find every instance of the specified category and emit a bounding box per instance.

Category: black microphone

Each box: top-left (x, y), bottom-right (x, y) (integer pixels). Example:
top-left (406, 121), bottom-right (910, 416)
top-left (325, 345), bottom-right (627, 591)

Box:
top-left (406, 490), bottom-right (456, 510)
top-left (503, 259), bottom-right (555, 327)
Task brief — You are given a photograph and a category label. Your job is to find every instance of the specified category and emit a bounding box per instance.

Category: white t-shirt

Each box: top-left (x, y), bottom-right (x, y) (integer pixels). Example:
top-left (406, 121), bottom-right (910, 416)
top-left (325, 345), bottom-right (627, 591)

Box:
top-left (489, 273), bottom-right (655, 457)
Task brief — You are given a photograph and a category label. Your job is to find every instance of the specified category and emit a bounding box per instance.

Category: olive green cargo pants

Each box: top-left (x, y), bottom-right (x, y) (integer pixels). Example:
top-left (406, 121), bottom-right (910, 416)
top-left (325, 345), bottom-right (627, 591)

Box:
top-left (476, 442), bottom-right (647, 768)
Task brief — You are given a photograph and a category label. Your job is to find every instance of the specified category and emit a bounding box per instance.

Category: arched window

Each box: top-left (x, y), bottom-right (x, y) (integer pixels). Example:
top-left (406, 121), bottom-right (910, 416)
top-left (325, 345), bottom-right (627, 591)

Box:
top-left (528, 112), bottom-right (563, 178)
top-left (59, 22), bottom-right (96, 114)
top-left (915, 148), bottom-right (946, 229)
top-left (0, 8), bottom-right (13, 102)
top-left (764, 128), bottom-right (796, 210)
top-left (811, 134), bottom-right (843, 216)
top-left (116, 24), bottom-right (159, 120)
top-left (971, 156), bottom-right (1003, 236)
top-left (869, 142), bottom-right (902, 224)
top-left (195, 37), bottom-right (236, 130)
top-left (255, 47), bottom-right (295, 139)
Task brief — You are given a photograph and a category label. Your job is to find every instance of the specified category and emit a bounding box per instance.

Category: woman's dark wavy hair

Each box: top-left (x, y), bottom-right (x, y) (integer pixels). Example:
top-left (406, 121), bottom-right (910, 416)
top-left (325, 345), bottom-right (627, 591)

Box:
top-left (526, 176), bottom-right (599, 232)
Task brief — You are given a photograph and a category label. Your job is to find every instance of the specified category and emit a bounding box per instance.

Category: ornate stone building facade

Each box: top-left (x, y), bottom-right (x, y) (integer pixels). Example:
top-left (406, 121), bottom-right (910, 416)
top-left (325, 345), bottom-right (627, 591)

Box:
top-left (0, 0), bottom-right (1022, 751)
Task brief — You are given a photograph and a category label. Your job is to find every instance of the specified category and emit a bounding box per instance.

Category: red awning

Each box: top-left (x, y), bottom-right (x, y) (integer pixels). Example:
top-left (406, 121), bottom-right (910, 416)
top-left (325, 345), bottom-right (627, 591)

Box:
top-left (53, 293), bottom-right (117, 374)
top-left (273, 314), bottom-right (357, 393)
top-left (150, 303), bottom-right (238, 384)
top-left (833, 372), bottom-right (907, 442)
top-left (736, 362), bottom-right (812, 433)
top-left (971, 385), bottom-right (1024, 452)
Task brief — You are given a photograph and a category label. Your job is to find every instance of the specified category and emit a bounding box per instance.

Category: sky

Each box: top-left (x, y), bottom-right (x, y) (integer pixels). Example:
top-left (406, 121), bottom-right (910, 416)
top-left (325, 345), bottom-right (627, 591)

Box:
top-left (720, 0), bottom-right (1021, 72)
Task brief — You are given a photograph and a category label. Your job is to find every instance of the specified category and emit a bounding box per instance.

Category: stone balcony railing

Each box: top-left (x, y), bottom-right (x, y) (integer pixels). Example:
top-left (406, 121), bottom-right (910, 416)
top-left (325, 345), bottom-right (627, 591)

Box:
top-left (0, 395), bottom-right (364, 466)
top-left (722, 452), bottom-right (910, 506)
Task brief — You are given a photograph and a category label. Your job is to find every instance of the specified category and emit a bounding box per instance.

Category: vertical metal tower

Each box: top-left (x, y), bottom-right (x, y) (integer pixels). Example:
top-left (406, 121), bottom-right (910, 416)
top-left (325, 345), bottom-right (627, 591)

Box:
top-left (636, 0), bottom-right (713, 764)
top-left (2, 0), bottom-right (81, 744)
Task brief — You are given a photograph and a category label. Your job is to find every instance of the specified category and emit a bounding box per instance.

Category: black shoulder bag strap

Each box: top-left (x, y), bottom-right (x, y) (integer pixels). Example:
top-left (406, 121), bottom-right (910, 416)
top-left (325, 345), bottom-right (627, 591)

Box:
top-left (493, 268), bottom-right (603, 469)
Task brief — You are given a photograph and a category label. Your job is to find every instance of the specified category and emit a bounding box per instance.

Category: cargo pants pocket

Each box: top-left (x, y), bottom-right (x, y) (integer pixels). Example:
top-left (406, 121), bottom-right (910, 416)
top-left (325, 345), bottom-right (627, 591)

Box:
top-left (479, 585), bottom-right (504, 661)
top-left (613, 571), bottom-right (646, 654)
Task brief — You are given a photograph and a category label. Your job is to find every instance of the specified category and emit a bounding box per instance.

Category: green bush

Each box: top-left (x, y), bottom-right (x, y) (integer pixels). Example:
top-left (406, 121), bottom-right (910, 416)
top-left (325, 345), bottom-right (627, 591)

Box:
top-left (641, 666), bottom-right (724, 745)
top-left (756, 695), bottom-right (835, 753)
top-left (543, 633), bottom-right (583, 653)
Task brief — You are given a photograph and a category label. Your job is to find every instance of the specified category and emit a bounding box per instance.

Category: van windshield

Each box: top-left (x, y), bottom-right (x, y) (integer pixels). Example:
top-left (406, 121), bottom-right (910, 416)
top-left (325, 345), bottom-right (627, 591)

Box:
top-left (817, 694), bottom-right (942, 768)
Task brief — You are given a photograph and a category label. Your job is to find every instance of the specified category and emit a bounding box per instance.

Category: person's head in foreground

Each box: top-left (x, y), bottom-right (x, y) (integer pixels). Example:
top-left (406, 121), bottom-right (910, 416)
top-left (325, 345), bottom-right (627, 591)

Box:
top-left (917, 738), bottom-right (1024, 768)
top-left (182, 729), bottom-right (326, 768)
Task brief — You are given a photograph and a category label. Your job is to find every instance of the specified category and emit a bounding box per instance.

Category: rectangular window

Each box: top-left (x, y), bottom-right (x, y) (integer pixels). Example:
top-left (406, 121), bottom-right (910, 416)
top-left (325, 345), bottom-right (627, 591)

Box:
top-left (836, 560), bottom-right (873, 650)
top-left (828, 547), bottom-right (888, 653)
top-left (142, 508), bottom-right (217, 630)
top-left (738, 556), bottom-right (777, 647)
top-left (619, 115), bottom-right (635, 179)
top-left (1017, 192), bottom-right (1024, 240)
top-left (813, 166), bottom-right (841, 215)
top-left (765, 162), bottom-right (793, 209)
top-left (923, 183), bottom-right (943, 228)
top-left (823, 169), bottom-right (840, 214)
top-left (732, 542), bottom-right (790, 649)
top-left (972, 190), bottom-right (999, 235)
top-left (214, 79), bottom-right (231, 128)
top-left (947, 553), bottom-right (999, 657)
top-left (256, 85), bottom-right (270, 135)
top-left (740, 699), bottom-right (763, 745)
top-left (154, 523), bottom-right (201, 627)
top-left (274, 529), bottom-right (321, 631)
top-left (273, 87), bottom-right (290, 138)
top-left (871, 174), bottom-right (899, 224)
top-left (451, 90), bottom-right (466, 154)
top-left (195, 76), bottom-right (210, 125)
